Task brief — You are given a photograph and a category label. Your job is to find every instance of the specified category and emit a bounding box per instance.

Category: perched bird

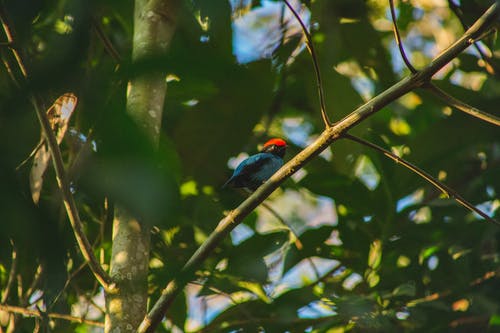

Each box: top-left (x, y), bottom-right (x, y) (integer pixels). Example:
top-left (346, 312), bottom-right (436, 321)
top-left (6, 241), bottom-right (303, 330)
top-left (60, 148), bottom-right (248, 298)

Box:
top-left (223, 138), bottom-right (287, 191)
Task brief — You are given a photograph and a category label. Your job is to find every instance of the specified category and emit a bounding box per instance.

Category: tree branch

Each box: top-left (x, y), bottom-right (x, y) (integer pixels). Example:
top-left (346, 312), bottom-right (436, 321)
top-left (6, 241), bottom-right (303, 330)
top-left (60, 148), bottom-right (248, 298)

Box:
top-left (91, 16), bottom-right (122, 64)
top-left (388, 0), bottom-right (417, 73)
top-left (259, 200), bottom-right (303, 250)
top-left (447, 0), bottom-right (498, 75)
top-left (0, 5), bottom-right (113, 292)
top-left (0, 304), bottom-right (104, 328)
top-left (424, 84), bottom-right (500, 126)
top-left (343, 134), bottom-right (499, 225)
top-left (389, 1), bottom-right (499, 125)
top-left (283, 0), bottom-right (331, 127)
top-left (137, 4), bottom-right (499, 333)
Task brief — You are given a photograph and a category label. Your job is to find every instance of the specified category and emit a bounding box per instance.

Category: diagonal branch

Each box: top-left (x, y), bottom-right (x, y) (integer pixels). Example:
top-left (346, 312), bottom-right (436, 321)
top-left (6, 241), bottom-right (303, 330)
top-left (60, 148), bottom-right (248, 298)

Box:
top-left (0, 304), bottom-right (104, 328)
top-left (283, 0), bottom-right (331, 127)
top-left (137, 4), bottom-right (499, 333)
top-left (261, 201), bottom-right (303, 250)
top-left (388, 0), bottom-right (417, 73)
top-left (447, 0), bottom-right (498, 75)
top-left (389, 0), bottom-right (499, 127)
top-left (0, 6), bottom-right (113, 292)
top-left (1, 241), bottom-right (17, 304)
top-left (91, 16), bottom-right (122, 63)
top-left (424, 84), bottom-right (500, 126)
top-left (343, 134), bottom-right (499, 225)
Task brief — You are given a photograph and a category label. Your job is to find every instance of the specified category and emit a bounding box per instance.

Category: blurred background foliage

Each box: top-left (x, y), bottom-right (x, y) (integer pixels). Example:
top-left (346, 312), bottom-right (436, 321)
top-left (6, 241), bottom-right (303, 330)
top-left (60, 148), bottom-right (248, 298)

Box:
top-left (0, 0), bottom-right (499, 332)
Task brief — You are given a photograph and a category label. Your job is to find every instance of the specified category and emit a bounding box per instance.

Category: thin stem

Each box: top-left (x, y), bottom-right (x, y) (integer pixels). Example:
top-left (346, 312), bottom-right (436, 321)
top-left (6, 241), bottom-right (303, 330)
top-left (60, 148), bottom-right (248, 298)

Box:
top-left (49, 260), bottom-right (87, 309)
top-left (188, 281), bottom-right (255, 322)
top-left (407, 268), bottom-right (500, 307)
top-left (24, 265), bottom-right (42, 305)
top-left (388, 0), bottom-right (417, 73)
top-left (1, 241), bottom-right (17, 304)
top-left (447, 0), bottom-right (497, 74)
top-left (0, 7), bottom-right (27, 78)
top-left (91, 16), bottom-right (122, 63)
top-left (343, 134), bottom-right (499, 225)
top-left (196, 309), bottom-right (337, 333)
top-left (425, 83), bottom-right (500, 126)
top-left (0, 6), bottom-right (113, 292)
top-left (283, 0), bottom-right (331, 127)
top-left (261, 201), bottom-right (303, 250)
top-left (0, 304), bottom-right (104, 328)
top-left (33, 96), bottom-right (113, 290)
top-left (390, 1), bottom-right (499, 125)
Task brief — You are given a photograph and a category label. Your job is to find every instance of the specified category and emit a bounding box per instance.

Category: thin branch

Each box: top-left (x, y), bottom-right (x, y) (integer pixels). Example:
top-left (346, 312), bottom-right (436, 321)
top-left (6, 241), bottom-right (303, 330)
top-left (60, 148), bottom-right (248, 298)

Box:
top-left (424, 84), bottom-right (500, 126)
top-left (388, 0), bottom-right (417, 73)
top-left (15, 140), bottom-right (44, 171)
top-left (389, 1), bottom-right (499, 126)
top-left (138, 5), bottom-right (499, 333)
top-left (260, 201), bottom-right (322, 281)
top-left (0, 7), bottom-right (27, 78)
top-left (343, 134), bottom-right (499, 225)
top-left (1, 241), bottom-right (17, 304)
top-left (91, 16), bottom-right (122, 63)
top-left (447, 0), bottom-right (497, 75)
top-left (260, 201), bottom-right (303, 250)
top-left (31, 83), bottom-right (112, 291)
top-left (49, 260), bottom-right (87, 309)
top-left (196, 309), bottom-right (337, 333)
top-left (188, 280), bottom-right (256, 323)
top-left (0, 6), bottom-right (113, 292)
top-left (24, 265), bottom-right (42, 305)
top-left (15, 275), bottom-right (22, 303)
top-left (0, 47), bottom-right (21, 87)
top-left (282, 0), bottom-right (331, 127)
top-left (0, 304), bottom-right (104, 328)
top-left (407, 268), bottom-right (500, 307)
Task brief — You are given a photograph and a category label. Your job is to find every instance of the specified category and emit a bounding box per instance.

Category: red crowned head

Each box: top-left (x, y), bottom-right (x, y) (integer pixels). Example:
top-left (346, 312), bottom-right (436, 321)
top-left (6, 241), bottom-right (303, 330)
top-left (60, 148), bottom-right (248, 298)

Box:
top-left (262, 138), bottom-right (287, 158)
top-left (263, 138), bottom-right (287, 148)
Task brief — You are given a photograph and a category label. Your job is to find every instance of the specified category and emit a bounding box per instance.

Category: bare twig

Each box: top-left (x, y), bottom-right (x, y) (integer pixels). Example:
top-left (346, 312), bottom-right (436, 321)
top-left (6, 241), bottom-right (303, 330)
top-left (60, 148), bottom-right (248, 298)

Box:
top-left (31, 90), bottom-right (112, 291)
top-left (424, 84), bottom-right (500, 126)
top-left (0, 6), bottom-right (113, 292)
top-left (15, 140), bottom-right (44, 171)
top-left (388, 1), bottom-right (499, 126)
top-left (1, 241), bottom-right (17, 304)
top-left (260, 202), bottom-right (323, 279)
top-left (0, 7), bottom-right (27, 78)
top-left (24, 265), bottom-right (42, 305)
top-left (282, 0), bottom-right (331, 127)
top-left (407, 268), bottom-right (500, 307)
top-left (188, 280), bottom-right (255, 321)
top-left (388, 0), bottom-right (417, 73)
top-left (91, 16), bottom-right (122, 63)
top-left (0, 303), bottom-right (104, 328)
top-left (49, 261), bottom-right (87, 309)
top-left (343, 134), bottom-right (499, 225)
top-left (260, 201), bottom-right (303, 250)
top-left (447, 0), bottom-right (497, 75)
top-left (196, 306), bottom-right (337, 333)
top-left (138, 5), bottom-right (499, 333)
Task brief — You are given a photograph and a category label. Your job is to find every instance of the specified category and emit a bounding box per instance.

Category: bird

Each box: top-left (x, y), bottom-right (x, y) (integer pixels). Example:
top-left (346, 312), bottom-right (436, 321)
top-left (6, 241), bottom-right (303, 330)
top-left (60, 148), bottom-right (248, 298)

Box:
top-left (223, 138), bottom-right (287, 191)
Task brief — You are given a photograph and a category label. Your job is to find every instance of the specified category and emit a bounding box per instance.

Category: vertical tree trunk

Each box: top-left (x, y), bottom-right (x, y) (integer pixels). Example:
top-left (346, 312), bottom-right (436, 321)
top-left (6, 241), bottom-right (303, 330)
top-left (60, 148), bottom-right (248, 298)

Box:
top-left (105, 1), bottom-right (178, 332)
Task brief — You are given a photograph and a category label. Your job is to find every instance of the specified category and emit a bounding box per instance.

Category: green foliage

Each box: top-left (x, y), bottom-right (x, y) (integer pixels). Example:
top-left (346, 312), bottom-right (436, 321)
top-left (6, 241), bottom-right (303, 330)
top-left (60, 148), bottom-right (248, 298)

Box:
top-left (0, 0), bottom-right (499, 332)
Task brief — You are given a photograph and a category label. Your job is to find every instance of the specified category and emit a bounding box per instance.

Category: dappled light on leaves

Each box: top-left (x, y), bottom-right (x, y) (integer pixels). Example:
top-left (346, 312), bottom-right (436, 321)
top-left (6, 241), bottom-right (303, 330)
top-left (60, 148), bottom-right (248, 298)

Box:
top-left (0, 0), bottom-right (499, 332)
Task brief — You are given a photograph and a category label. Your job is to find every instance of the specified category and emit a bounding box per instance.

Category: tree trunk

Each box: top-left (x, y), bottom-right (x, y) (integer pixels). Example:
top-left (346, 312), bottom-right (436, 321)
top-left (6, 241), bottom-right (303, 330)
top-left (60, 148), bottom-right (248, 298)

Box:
top-left (105, 1), bottom-right (178, 332)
